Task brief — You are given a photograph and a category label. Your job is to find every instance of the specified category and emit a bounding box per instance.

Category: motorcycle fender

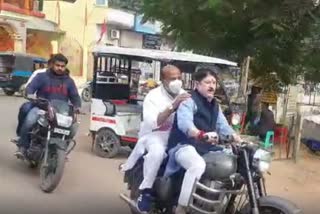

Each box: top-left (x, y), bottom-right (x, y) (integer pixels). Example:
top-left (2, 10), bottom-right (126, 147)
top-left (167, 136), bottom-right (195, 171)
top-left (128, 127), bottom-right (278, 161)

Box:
top-left (48, 138), bottom-right (68, 151)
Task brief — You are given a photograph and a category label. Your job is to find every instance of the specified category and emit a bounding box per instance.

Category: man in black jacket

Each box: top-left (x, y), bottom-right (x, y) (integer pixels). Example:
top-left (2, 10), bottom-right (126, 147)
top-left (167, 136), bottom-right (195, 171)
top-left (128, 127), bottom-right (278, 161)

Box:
top-left (252, 102), bottom-right (276, 140)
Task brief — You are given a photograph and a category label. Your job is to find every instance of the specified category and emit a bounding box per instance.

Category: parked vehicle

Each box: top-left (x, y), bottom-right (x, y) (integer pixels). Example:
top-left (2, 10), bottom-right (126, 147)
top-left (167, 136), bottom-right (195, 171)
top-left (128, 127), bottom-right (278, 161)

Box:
top-left (79, 81), bottom-right (93, 102)
top-left (12, 97), bottom-right (77, 193)
top-left (0, 52), bottom-right (47, 96)
top-left (89, 46), bottom-right (245, 158)
top-left (121, 138), bottom-right (302, 214)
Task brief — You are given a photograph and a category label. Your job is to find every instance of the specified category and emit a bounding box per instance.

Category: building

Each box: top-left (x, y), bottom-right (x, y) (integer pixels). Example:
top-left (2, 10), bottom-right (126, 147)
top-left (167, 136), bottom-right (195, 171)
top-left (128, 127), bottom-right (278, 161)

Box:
top-left (0, 0), bottom-right (63, 58)
top-left (42, 0), bottom-right (174, 84)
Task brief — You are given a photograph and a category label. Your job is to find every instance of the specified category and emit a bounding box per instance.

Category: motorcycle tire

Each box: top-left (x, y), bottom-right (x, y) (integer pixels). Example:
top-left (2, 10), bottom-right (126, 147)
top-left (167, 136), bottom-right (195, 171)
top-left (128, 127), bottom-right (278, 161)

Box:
top-left (129, 189), bottom-right (140, 214)
top-left (81, 87), bottom-right (92, 102)
top-left (240, 196), bottom-right (302, 214)
top-left (40, 145), bottom-right (66, 193)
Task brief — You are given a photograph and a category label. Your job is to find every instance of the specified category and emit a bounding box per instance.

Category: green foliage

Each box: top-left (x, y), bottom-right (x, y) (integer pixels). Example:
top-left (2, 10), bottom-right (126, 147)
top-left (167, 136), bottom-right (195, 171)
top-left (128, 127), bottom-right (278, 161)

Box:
top-left (141, 0), bottom-right (320, 85)
top-left (108, 0), bottom-right (143, 12)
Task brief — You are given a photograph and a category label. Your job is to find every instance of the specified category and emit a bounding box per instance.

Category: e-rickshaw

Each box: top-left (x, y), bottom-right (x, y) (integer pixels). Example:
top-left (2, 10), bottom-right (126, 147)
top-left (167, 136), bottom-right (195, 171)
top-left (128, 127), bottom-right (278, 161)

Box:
top-left (0, 52), bottom-right (47, 96)
top-left (89, 46), bottom-right (246, 158)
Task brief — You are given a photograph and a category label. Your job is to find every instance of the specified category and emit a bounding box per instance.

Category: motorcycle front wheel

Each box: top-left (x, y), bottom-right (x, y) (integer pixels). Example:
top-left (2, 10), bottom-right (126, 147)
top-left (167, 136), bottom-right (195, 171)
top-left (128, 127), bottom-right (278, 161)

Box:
top-left (240, 196), bottom-right (303, 214)
top-left (39, 145), bottom-right (66, 193)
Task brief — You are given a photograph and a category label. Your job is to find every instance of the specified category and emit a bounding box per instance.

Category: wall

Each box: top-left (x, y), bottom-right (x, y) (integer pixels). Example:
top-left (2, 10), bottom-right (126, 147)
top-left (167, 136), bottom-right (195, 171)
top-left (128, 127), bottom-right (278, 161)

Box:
top-left (0, 26), bottom-right (14, 51)
top-left (26, 31), bottom-right (52, 58)
top-left (120, 30), bottom-right (142, 48)
top-left (42, 0), bottom-right (108, 84)
top-left (0, 18), bottom-right (27, 52)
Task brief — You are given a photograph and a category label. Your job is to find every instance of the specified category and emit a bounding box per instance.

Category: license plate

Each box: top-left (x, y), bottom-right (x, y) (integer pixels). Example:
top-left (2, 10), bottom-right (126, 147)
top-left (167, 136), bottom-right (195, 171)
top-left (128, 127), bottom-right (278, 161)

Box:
top-left (53, 128), bottom-right (70, 135)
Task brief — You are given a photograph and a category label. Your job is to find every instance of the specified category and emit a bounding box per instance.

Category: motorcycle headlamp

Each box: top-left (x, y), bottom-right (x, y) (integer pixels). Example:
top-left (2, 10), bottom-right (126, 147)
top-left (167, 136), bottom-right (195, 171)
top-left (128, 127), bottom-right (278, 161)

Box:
top-left (253, 149), bottom-right (272, 172)
top-left (56, 113), bottom-right (73, 128)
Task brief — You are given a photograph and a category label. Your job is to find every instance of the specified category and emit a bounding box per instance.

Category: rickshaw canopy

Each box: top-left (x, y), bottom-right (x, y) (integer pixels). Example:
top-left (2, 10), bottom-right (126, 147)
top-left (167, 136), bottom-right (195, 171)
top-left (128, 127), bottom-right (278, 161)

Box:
top-left (0, 52), bottom-right (47, 72)
top-left (92, 46), bottom-right (237, 67)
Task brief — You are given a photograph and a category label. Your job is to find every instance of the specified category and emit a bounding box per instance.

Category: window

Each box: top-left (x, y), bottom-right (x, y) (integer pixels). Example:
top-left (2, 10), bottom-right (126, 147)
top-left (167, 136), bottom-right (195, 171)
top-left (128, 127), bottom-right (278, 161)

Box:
top-left (96, 0), bottom-right (108, 6)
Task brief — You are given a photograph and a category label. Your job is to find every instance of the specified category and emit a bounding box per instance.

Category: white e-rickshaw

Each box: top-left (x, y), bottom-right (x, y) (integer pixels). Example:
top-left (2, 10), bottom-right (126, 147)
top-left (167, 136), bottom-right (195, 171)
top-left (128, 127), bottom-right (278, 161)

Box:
top-left (89, 46), bottom-right (244, 158)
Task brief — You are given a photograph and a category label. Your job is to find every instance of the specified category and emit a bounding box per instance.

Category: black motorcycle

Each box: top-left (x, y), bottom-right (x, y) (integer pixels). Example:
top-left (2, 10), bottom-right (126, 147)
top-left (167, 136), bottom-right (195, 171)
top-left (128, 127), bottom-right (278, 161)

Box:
top-left (120, 139), bottom-right (302, 214)
top-left (13, 98), bottom-right (77, 193)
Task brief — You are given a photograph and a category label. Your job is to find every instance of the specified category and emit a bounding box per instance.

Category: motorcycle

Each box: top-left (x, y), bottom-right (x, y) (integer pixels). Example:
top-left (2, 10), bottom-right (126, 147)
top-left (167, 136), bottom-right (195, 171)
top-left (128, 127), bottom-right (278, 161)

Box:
top-left (13, 98), bottom-right (77, 193)
top-left (120, 138), bottom-right (302, 214)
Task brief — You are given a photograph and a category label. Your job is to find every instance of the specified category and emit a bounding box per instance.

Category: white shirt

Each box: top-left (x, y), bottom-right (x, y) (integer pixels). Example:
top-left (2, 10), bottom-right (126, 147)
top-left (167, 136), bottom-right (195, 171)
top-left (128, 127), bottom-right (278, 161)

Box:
top-left (25, 68), bottom-right (47, 87)
top-left (138, 84), bottom-right (185, 138)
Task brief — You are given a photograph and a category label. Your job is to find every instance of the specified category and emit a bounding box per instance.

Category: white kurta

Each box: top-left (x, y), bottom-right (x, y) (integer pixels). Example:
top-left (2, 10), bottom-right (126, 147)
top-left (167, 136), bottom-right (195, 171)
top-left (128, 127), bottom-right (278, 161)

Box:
top-left (122, 85), bottom-right (185, 190)
top-left (25, 68), bottom-right (47, 87)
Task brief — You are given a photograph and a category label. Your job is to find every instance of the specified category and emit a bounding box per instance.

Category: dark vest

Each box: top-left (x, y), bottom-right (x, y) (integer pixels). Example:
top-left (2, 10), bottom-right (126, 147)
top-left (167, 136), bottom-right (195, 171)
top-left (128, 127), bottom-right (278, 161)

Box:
top-left (167, 90), bottom-right (222, 155)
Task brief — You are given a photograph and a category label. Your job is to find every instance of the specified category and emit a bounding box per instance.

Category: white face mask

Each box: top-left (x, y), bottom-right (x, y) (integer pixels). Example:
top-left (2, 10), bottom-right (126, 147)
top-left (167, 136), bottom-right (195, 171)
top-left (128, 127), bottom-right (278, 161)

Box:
top-left (168, 79), bottom-right (182, 95)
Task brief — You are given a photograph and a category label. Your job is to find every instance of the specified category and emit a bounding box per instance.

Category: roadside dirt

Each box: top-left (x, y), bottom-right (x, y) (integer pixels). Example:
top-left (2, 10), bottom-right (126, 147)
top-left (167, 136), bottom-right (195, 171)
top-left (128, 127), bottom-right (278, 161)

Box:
top-left (266, 145), bottom-right (320, 214)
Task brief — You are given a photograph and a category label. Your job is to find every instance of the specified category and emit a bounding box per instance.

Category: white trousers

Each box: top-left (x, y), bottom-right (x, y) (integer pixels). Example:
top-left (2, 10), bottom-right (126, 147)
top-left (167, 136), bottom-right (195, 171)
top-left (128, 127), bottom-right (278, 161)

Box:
top-left (122, 132), bottom-right (168, 190)
top-left (175, 145), bottom-right (206, 206)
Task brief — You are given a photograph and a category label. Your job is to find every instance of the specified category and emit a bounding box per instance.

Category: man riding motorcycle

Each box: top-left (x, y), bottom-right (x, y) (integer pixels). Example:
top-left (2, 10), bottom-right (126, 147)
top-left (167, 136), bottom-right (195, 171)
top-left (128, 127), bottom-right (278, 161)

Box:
top-left (15, 53), bottom-right (81, 158)
top-left (121, 64), bottom-right (190, 213)
top-left (166, 67), bottom-right (242, 214)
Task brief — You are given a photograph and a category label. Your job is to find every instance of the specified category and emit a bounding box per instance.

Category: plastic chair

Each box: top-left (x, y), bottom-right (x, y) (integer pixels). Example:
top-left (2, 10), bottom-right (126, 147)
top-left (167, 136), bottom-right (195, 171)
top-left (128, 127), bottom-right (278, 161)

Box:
top-left (274, 126), bottom-right (289, 159)
top-left (260, 131), bottom-right (274, 149)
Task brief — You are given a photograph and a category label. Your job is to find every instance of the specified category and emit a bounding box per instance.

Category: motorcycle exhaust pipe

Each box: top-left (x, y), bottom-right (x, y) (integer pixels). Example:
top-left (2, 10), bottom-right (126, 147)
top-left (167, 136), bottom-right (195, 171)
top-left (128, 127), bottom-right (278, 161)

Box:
top-left (119, 193), bottom-right (141, 213)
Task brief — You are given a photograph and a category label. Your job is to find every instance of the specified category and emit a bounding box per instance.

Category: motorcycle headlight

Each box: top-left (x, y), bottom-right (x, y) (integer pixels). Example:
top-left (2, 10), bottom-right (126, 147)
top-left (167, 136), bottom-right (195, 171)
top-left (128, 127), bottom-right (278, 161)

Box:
top-left (253, 149), bottom-right (272, 172)
top-left (231, 113), bottom-right (241, 125)
top-left (56, 113), bottom-right (73, 128)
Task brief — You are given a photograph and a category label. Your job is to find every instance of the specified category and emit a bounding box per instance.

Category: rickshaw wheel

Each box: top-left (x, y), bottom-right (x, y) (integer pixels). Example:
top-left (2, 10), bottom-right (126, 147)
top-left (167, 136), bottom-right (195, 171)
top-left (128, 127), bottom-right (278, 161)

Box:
top-left (3, 89), bottom-right (15, 96)
top-left (81, 88), bottom-right (92, 102)
top-left (94, 128), bottom-right (121, 158)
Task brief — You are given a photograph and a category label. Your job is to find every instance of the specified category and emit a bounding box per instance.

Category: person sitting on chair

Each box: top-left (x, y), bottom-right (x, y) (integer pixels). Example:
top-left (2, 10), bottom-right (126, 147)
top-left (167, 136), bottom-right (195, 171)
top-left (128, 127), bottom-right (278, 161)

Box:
top-left (251, 102), bottom-right (276, 140)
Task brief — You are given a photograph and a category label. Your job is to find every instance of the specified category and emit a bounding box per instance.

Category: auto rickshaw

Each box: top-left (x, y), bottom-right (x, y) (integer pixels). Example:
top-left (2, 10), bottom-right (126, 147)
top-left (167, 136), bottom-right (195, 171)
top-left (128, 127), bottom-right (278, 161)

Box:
top-left (0, 52), bottom-right (47, 96)
top-left (89, 46), bottom-right (246, 158)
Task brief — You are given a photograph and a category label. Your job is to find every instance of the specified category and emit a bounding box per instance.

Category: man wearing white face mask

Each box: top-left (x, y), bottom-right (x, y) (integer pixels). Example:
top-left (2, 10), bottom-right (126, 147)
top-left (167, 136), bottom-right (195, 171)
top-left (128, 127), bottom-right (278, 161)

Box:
top-left (121, 64), bottom-right (190, 213)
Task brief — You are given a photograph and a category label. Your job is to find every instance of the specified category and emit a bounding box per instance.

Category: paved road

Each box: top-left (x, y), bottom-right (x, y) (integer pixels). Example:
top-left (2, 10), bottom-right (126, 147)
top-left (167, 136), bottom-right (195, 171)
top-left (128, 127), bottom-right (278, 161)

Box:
top-left (0, 95), bottom-right (130, 214)
top-left (0, 95), bottom-right (319, 214)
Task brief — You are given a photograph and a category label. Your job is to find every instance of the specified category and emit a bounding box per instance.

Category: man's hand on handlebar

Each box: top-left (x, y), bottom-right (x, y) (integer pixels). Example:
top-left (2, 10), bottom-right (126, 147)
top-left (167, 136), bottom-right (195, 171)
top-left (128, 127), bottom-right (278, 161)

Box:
top-left (74, 108), bottom-right (81, 114)
top-left (198, 131), bottom-right (219, 144)
top-left (74, 108), bottom-right (86, 115)
top-left (26, 94), bottom-right (37, 100)
top-left (204, 132), bottom-right (219, 144)
top-left (232, 133), bottom-right (242, 144)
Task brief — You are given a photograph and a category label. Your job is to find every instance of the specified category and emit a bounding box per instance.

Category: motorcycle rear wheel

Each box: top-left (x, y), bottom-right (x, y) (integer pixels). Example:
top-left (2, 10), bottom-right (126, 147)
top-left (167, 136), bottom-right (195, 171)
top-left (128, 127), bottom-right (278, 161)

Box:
top-left (39, 147), bottom-right (66, 193)
top-left (240, 196), bottom-right (302, 214)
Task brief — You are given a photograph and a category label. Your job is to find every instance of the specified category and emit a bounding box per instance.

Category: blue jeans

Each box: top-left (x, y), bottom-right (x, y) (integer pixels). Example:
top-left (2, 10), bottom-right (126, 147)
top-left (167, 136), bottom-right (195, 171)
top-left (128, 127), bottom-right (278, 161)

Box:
top-left (18, 107), bottom-right (40, 149)
top-left (16, 102), bottom-right (34, 136)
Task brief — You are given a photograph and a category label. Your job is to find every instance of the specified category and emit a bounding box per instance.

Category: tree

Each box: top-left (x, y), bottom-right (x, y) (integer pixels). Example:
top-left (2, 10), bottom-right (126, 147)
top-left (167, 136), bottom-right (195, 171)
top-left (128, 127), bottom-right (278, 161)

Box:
top-left (108, 0), bottom-right (143, 12)
top-left (141, 0), bottom-right (320, 86)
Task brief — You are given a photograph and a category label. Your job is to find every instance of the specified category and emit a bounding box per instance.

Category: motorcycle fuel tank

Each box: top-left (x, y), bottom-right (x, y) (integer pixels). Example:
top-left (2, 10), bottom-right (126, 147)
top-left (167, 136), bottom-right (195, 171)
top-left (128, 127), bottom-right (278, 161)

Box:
top-left (202, 151), bottom-right (237, 180)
